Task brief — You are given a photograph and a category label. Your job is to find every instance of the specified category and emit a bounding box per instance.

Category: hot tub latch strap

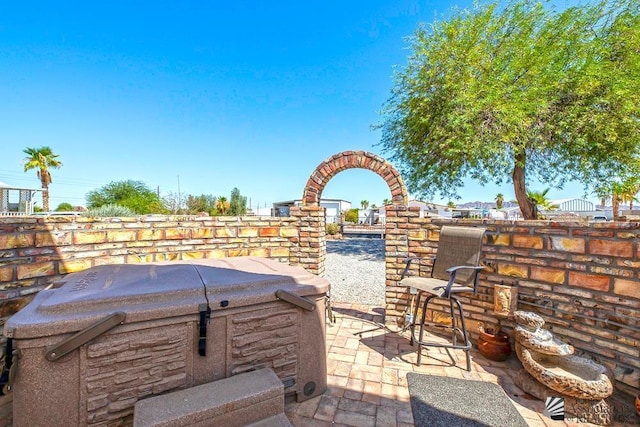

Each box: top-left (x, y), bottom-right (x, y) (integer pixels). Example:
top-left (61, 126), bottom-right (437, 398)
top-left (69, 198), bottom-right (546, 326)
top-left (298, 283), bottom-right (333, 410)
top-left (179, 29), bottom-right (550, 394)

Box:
top-left (0, 338), bottom-right (18, 395)
top-left (198, 303), bottom-right (211, 356)
top-left (45, 311), bottom-right (126, 362)
top-left (275, 290), bottom-right (315, 312)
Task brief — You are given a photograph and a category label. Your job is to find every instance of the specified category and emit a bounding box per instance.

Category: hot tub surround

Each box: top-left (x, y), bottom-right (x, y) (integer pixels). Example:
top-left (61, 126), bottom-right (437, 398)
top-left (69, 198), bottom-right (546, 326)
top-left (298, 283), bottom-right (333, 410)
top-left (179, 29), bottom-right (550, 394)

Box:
top-left (4, 257), bottom-right (328, 427)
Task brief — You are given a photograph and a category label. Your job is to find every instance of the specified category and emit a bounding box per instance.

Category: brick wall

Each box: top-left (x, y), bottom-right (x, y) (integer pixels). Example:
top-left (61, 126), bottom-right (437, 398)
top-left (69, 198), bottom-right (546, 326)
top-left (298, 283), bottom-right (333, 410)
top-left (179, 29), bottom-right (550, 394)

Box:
top-left (290, 206), bottom-right (326, 276)
top-left (302, 150), bottom-right (408, 206)
top-left (384, 206), bottom-right (640, 395)
top-left (0, 214), bottom-right (302, 323)
top-left (2, 209), bottom-right (639, 395)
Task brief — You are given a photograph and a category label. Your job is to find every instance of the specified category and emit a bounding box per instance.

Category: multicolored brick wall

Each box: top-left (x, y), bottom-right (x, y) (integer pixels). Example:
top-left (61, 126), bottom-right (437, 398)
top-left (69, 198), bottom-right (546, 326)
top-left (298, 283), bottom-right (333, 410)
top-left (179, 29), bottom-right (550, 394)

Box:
top-left (384, 206), bottom-right (640, 395)
top-left (302, 150), bottom-right (408, 206)
top-left (0, 214), bottom-right (307, 322)
top-left (1, 207), bottom-right (639, 395)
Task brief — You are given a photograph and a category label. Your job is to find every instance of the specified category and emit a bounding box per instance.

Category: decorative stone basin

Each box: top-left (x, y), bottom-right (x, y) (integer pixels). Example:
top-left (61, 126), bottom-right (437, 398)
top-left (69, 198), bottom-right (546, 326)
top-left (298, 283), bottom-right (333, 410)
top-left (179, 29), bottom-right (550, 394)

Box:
top-left (513, 311), bottom-right (613, 400)
top-left (515, 344), bottom-right (613, 400)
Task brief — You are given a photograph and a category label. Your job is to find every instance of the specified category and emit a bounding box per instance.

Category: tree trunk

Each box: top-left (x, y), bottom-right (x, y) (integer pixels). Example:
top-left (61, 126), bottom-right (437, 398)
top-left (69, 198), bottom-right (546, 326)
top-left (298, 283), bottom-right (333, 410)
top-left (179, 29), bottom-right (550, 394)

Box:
top-left (39, 170), bottom-right (51, 212)
top-left (42, 188), bottom-right (49, 212)
top-left (512, 155), bottom-right (536, 220)
top-left (612, 196), bottom-right (620, 221)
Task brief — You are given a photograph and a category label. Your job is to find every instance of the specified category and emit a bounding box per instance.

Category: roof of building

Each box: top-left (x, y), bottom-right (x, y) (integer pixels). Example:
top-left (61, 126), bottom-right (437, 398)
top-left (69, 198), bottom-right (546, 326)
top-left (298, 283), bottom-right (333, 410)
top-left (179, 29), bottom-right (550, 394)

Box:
top-left (0, 181), bottom-right (40, 191)
top-left (273, 198), bottom-right (351, 206)
top-left (549, 198), bottom-right (594, 211)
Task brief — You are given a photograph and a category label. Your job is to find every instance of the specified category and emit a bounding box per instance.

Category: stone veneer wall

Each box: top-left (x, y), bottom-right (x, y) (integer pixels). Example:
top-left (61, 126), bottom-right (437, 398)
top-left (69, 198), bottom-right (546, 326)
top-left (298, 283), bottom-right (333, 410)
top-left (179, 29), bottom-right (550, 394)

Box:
top-left (1, 206), bottom-right (638, 395)
top-left (384, 206), bottom-right (640, 395)
top-left (0, 212), bottom-right (318, 324)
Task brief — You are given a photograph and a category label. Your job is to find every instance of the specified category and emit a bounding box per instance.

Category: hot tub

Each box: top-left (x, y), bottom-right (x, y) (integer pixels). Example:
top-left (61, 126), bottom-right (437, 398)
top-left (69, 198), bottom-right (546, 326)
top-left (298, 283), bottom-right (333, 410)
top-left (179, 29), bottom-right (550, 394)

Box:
top-left (4, 256), bottom-right (329, 427)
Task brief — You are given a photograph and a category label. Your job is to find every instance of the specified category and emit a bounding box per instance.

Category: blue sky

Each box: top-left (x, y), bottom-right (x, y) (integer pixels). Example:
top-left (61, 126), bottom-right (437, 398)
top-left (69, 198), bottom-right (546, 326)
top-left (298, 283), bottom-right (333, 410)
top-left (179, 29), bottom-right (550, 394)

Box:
top-left (1, 0), bottom-right (592, 210)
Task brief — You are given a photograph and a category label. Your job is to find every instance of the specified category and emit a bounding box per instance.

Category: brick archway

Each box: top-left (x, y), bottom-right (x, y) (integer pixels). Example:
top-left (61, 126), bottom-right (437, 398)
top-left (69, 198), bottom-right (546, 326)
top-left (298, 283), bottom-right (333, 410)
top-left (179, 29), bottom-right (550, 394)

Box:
top-left (302, 150), bottom-right (408, 206)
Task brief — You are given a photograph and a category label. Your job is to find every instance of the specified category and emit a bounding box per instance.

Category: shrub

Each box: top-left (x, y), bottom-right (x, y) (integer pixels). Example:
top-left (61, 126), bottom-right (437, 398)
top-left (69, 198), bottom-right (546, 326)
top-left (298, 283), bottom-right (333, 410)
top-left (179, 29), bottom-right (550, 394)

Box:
top-left (82, 204), bottom-right (137, 218)
top-left (326, 223), bottom-right (339, 235)
top-left (344, 209), bottom-right (359, 224)
top-left (86, 180), bottom-right (167, 214)
top-left (55, 202), bottom-right (74, 212)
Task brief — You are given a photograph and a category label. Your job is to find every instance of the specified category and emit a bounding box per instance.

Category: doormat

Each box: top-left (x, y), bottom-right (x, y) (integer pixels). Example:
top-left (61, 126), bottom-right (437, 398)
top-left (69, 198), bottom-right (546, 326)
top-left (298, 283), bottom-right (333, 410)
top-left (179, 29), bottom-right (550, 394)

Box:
top-left (407, 373), bottom-right (529, 427)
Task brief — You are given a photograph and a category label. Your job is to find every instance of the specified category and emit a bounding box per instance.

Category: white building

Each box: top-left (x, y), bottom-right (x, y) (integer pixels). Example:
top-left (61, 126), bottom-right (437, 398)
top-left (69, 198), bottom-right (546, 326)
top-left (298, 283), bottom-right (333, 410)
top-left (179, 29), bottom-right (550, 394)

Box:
top-left (0, 181), bottom-right (41, 216)
top-left (550, 198), bottom-right (595, 211)
top-left (544, 198), bottom-right (609, 220)
top-left (272, 199), bottom-right (351, 223)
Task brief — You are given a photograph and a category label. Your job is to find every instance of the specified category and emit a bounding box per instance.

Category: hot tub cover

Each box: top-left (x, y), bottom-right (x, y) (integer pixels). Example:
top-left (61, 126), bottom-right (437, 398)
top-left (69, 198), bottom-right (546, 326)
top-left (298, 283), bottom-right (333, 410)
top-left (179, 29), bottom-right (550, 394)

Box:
top-left (5, 256), bottom-right (329, 339)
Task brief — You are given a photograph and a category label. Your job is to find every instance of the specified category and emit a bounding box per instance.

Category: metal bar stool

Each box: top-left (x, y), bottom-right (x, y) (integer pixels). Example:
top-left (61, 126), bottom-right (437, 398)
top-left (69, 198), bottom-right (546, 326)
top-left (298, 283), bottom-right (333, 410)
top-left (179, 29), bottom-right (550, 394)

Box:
top-left (400, 226), bottom-right (486, 371)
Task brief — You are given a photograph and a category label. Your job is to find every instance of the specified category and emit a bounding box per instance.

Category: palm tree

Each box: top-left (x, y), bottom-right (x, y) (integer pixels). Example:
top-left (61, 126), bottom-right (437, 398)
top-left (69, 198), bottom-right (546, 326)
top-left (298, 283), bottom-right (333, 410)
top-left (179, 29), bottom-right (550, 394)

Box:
top-left (382, 198), bottom-right (391, 206)
top-left (495, 193), bottom-right (504, 210)
top-left (527, 188), bottom-right (557, 219)
top-left (22, 146), bottom-right (62, 212)
top-left (216, 196), bottom-right (230, 215)
top-left (621, 178), bottom-right (640, 212)
top-left (360, 200), bottom-right (369, 210)
top-left (609, 183), bottom-right (625, 220)
top-left (596, 177), bottom-right (640, 219)
top-left (609, 180), bottom-right (639, 220)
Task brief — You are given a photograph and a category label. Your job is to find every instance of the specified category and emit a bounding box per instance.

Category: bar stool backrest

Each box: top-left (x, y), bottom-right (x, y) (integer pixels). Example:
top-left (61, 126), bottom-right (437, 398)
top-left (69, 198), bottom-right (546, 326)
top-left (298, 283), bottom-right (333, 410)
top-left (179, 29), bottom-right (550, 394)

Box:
top-left (431, 226), bottom-right (486, 287)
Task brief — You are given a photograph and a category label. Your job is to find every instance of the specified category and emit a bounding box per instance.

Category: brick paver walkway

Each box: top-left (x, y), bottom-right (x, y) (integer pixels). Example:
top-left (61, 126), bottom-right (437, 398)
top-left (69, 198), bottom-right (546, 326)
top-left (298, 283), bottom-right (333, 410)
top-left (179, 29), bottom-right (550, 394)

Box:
top-left (0, 302), bottom-right (635, 426)
top-left (285, 302), bottom-right (638, 427)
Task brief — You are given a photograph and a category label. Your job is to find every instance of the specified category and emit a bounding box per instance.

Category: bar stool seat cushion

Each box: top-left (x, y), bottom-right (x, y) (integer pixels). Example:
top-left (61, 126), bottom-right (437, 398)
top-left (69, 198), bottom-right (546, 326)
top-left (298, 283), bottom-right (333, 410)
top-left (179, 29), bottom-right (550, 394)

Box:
top-left (400, 277), bottom-right (474, 297)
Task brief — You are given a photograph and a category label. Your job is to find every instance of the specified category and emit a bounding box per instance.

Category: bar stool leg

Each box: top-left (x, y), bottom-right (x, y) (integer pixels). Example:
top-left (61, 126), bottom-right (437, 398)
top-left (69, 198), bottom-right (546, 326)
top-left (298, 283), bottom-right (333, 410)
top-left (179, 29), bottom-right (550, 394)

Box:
top-left (416, 294), bottom-right (432, 366)
top-left (409, 291), bottom-right (422, 346)
top-left (453, 297), bottom-right (471, 372)
top-left (449, 298), bottom-right (458, 346)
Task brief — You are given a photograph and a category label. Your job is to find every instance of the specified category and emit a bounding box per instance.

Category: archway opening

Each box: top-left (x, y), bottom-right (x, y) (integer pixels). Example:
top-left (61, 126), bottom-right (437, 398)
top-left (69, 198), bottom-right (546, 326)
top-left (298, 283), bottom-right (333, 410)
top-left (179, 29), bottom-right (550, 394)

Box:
top-left (300, 150), bottom-right (409, 315)
top-left (323, 169), bottom-right (390, 307)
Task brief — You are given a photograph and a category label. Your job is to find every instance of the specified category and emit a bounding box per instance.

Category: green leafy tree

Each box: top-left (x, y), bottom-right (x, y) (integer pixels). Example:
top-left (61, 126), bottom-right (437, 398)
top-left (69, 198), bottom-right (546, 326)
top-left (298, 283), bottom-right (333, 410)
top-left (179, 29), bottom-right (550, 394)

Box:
top-left (495, 193), bottom-right (504, 210)
top-left (185, 194), bottom-right (217, 215)
top-left (229, 188), bottom-right (247, 216)
top-left (378, 0), bottom-right (640, 220)
top-left (22, 146), bottom-right (62, 212)
top-left (382, 198), bottom-right (392, 206)
top-left (86, 180), bottom-right (166, 214)
top-left (344, 208), bottom-right (359, 224)
top-left (55, 202), bottom-right (74, 212)
top-left (360, 200), bottom-right (369, 210)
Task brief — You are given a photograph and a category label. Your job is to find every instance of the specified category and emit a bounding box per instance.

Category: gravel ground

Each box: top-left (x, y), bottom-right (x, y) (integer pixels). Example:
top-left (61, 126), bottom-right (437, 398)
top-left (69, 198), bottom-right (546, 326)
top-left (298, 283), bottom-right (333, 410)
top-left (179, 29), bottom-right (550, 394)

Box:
top-left (325, 238), bottom-right (385, 306)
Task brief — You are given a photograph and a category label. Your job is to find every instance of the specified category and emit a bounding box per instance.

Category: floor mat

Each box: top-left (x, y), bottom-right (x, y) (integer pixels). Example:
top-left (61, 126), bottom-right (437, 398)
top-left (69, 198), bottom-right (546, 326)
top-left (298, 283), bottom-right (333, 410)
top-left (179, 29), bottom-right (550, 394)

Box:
top-left (407, 373), bottom-right (529, 427)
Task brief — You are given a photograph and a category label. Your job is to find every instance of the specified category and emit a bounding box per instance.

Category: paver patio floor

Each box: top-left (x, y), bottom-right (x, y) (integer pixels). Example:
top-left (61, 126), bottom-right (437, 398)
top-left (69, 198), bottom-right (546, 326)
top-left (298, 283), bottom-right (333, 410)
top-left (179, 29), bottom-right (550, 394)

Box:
top-left (0, 302), bottom-right (635, 426)
top-left (285, 302), bottom-right (638, 427)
